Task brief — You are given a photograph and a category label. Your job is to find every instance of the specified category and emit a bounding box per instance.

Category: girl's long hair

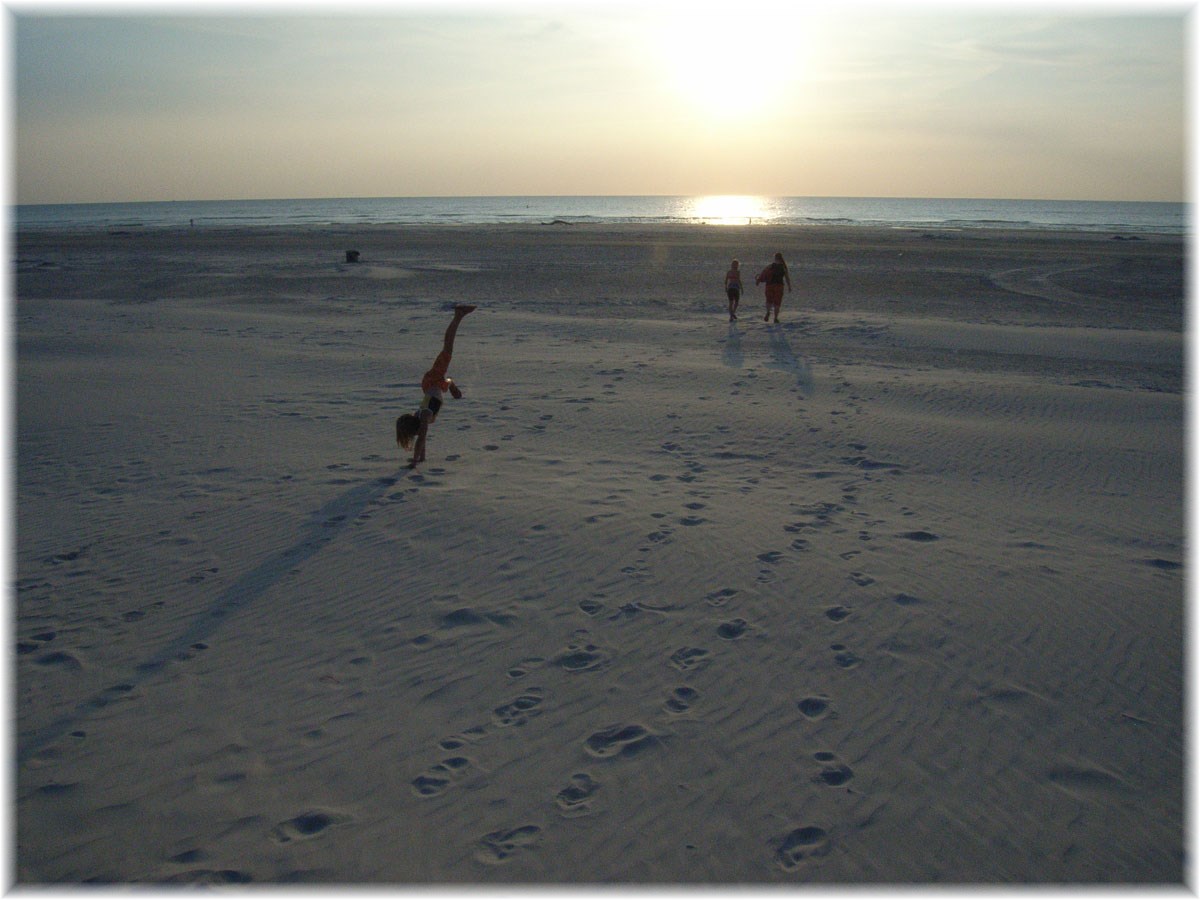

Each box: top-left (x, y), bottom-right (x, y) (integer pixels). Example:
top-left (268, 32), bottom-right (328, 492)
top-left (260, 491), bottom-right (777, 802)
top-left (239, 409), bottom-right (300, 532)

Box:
top-left (396, 413), bottom-right (421, 449)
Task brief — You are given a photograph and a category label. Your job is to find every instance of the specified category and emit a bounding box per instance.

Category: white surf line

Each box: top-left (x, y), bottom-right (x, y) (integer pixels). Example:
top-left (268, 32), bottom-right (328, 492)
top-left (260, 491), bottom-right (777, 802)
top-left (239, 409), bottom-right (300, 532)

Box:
top-left (16, 469), bottom-right (409, 767)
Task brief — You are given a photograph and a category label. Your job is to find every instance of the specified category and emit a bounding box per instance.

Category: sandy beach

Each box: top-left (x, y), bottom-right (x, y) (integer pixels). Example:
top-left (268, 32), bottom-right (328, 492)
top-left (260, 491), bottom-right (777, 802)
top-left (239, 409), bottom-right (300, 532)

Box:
top-left (14, 223), bottom-right (1184, 883)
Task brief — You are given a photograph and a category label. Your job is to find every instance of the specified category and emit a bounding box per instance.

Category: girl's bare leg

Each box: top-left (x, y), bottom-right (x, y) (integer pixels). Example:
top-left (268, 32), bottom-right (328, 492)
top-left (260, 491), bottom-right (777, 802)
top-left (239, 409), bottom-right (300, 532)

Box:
top-left (440, 304), bottom-right (477, 356)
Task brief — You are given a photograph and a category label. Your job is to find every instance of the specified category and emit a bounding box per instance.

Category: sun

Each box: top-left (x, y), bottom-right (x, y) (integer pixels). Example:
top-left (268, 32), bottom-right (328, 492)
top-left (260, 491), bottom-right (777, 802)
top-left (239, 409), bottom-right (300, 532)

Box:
top-left (652, 8), bottom-right (811, 117)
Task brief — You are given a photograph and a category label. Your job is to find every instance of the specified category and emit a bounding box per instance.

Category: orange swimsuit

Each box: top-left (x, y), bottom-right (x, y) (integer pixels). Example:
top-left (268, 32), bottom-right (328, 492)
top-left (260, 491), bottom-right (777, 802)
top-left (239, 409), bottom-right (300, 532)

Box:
top-left (421, 350), bottom-right (452, 395)
top-left (419, 350), bottom-right (452, 419)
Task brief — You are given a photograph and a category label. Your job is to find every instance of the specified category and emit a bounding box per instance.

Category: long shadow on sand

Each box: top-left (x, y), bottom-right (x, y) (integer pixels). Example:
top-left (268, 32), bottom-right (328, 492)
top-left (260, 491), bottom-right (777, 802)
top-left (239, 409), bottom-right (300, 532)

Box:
top-left (765, 324), bottom-right (814, 395)
top-left (721, 321), bottom-right (743, 369)
top-left (17, 470), bottom-right (407, 766)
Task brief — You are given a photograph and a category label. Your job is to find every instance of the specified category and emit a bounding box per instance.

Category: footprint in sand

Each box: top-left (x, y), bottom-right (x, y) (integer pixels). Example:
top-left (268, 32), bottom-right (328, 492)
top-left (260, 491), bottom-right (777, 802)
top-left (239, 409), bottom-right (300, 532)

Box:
top-left (669, 647), bottom-right (710, 672)
top-left (716, 618), bottom-right (749, 640)
top-left (437, 607), bottom-right (513, 630)
top-left (774, 826), bottom-right (830, 871)
top-left (18, 631), bottom-right (57, 655)
top-left (830, 644), bottom-right (861, 669)
top-left (555, 773), bottom-right (601, 817)
top-left (663, 686), bottom-right (700, 715)
top-left (553, 641), bottom-right (610, 673)
top-left (162, 868), bottom-right (253, 885)
top-left (584, 723), bottom-right (660, 759)
top-left (842, 456), bottom-right (906, 474)
top-left (643, 528), bottom-right (674, 548)
top-left (506, 657), bottom-right (545, 678)
top-left (35, 781), bottom-right (79, 797)
top-left (899, 530), bottom-right (940, 543)
top-left (271, 809), bottom-right (350, 843)
top-left (607, 600), bottom-right (674, 621)
top-left (167, 848), bottom-right (208, 865)
top-left (812, 751), bottom-right (855, 787)
top-left (34, 650), bottom-right (83, 671)
top-left (1045, 762), bottom-right (1124, 796)
top-left (437, 725), bottom-right (487, 751)
top-left (705, 588), bottom-right (738, 607)
top-left (492, 688), bottom-right (545, 727)
top-left (476, 825), bottom-right (542, 864)
top-left (679, 502), bottom-right (707, 527)
top-left (825, 606), bottom-right (852, 622)
top-left (797, 696), bottom-right (833, 720)
top-left (46, 547), bottom-right (88, 566)
top-left (411, 756), bottom-right (477, 797)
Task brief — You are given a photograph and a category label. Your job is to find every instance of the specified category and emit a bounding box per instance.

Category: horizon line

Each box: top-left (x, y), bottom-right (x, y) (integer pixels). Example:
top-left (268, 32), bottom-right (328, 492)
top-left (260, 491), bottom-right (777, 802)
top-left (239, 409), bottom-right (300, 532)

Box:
top-left (14, 193), bottom-right (1187, 208)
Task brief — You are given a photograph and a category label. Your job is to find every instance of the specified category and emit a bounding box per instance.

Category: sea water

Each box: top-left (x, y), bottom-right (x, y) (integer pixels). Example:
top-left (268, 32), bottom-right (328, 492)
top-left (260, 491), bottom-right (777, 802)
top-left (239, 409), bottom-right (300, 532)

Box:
top-left (12, 195), bottom-right (1186, 234)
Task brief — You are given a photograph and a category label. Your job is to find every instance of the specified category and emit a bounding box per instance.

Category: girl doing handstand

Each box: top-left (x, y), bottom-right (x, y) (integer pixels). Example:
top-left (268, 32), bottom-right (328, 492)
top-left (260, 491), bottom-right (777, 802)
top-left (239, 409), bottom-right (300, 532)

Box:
top-left (396, 304), bottom-right (476, 467)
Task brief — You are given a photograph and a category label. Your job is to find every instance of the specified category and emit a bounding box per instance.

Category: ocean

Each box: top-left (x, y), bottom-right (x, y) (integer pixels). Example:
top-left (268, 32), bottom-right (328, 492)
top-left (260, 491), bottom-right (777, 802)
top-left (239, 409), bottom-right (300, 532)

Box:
top-left (12, 195), bottom-right (1186, 234)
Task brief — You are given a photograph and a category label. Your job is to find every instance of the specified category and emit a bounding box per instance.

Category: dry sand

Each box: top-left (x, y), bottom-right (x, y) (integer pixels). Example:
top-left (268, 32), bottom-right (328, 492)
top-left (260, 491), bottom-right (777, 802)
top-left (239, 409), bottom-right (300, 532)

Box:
top-left (14, 224), bottom-right (1184, 883)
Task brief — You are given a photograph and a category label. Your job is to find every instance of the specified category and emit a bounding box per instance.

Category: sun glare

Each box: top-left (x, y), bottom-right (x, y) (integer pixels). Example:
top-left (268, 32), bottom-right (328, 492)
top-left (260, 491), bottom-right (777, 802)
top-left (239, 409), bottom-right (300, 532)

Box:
top-left (690, 195), bottom-right (773, 225)
top-left (653, 9), bottom-right (812, 116)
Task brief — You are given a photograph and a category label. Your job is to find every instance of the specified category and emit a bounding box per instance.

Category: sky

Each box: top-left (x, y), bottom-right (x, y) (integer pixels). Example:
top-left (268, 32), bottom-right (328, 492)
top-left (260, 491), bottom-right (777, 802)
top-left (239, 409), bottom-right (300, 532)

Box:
top-left (8, 1), bottom-right (1190, 205)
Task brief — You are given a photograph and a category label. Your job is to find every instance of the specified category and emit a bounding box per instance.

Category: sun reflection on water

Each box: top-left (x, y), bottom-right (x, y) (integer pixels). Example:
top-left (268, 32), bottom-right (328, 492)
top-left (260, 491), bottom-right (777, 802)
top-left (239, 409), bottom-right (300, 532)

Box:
top-left (689, 195), bottom-right (774, 225)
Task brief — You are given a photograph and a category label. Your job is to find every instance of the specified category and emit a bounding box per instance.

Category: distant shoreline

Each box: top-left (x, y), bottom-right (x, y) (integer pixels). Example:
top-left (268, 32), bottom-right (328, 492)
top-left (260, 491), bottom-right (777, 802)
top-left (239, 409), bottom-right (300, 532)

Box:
top-left (15, 221), bottom-right (1186, 244)
top-left (14, 195), bottom-right (1185, 236)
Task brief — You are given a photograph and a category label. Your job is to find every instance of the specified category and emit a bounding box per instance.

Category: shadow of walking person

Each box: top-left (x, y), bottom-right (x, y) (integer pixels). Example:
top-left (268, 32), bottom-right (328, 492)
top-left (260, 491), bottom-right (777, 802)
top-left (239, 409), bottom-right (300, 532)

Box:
top-left (766, 325), bottom-right (814, 396)
top-left (722, 321), bottom-right (744, 369)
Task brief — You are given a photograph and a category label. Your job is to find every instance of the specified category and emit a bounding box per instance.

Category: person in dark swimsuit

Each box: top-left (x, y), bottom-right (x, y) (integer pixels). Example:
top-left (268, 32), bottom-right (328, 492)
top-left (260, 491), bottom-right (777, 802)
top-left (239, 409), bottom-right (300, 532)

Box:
top-left (725, 259), bottom-right (743, 322)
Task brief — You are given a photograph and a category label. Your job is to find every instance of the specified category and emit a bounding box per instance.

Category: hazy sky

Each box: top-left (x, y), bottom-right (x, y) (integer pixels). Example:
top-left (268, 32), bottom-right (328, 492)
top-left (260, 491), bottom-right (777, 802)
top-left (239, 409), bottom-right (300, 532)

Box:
top-left (11, 3), bottom-right (1189, 204)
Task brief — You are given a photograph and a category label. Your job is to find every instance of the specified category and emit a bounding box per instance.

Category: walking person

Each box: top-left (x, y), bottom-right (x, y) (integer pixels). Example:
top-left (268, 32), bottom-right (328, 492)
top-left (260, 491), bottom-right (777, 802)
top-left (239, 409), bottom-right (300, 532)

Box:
top-left (755, 252), bottom-right (792, 323)
top-left (724, 259), bottom-right (743, 321)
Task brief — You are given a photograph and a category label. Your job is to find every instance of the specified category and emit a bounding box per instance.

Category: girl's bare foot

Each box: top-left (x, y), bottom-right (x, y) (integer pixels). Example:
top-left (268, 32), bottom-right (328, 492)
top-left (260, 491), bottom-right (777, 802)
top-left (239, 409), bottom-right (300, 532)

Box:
top-left (454, 304), bottom-right (477, 316)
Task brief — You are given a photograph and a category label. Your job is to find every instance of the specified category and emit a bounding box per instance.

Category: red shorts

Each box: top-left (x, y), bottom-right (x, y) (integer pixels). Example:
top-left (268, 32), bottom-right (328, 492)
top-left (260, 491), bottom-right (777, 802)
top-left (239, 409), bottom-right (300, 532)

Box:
top-left (765, 284), bottom-right (785, 307)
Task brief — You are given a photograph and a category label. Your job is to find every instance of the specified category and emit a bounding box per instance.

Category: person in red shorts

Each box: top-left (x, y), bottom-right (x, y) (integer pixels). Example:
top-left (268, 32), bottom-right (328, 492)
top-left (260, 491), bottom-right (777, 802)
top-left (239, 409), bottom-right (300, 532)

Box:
top-left (396, 304), bottom-right (476, 467)
top-left (755, 252), bottom-right (792, 323)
